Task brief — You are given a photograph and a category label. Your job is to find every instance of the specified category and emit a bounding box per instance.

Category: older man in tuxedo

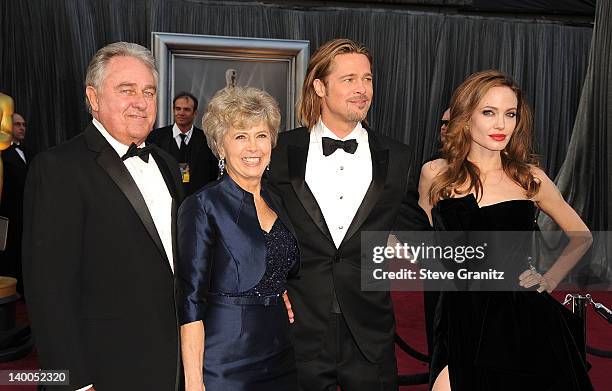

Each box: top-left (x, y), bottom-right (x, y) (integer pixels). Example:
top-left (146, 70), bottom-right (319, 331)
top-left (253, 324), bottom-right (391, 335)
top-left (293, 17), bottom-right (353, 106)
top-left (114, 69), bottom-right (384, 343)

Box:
top-left (23, 42), bottom-right (181, 390)
top-left (267, 38), bottom-right (430, 391)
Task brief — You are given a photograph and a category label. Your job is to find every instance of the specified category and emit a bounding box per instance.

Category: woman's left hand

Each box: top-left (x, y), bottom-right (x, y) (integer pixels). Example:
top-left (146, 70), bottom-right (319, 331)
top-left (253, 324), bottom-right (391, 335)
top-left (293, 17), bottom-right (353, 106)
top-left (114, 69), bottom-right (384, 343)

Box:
top-left (518, 269), bottom-right (558, 293)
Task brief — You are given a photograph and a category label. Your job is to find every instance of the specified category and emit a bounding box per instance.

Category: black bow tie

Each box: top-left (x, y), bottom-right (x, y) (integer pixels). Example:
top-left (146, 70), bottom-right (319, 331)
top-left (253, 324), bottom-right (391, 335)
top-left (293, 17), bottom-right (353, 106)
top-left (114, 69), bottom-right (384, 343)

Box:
top-left (322, 137), bottom-right (358, 157)
top-left (121, 143), bottom-right (154, 163)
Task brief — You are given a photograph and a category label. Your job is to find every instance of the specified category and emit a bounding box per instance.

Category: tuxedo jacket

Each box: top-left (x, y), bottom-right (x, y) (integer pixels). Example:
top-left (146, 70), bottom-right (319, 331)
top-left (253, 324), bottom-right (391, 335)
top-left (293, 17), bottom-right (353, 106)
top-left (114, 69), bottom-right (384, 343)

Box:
top-left (147, 125), bottom-right (217, 195)
top-left (0, 144), bottom-right (29, 279)
top-left (1, 143), bottom-right (28, 218)
top-left (22, 124), bottom-right (182, 390)
top-left (267, 126), bottom-right (430, 363)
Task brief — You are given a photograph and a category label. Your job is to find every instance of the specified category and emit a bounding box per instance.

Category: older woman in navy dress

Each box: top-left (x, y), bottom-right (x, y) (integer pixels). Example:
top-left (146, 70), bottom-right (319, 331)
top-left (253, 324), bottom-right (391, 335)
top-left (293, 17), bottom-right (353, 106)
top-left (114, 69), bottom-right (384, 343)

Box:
top-left (177, 86), bottom-right (299, 391)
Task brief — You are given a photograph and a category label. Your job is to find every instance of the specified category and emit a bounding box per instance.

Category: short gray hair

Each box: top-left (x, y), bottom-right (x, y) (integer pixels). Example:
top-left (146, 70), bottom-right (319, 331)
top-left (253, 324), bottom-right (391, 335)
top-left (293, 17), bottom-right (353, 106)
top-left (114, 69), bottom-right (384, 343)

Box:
top-left (84, 42), bottom-right (158, 112)
top-left (202, 87), bottom-right (281, 158)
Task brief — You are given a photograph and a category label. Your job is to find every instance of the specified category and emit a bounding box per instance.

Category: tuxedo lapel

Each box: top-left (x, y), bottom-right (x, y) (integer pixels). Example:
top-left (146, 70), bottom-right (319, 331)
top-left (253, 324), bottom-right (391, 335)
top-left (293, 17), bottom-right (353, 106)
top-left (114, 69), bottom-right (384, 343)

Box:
top-left (85, 124), bottom-right (171, 270)
top-left (262, 182), bottom-right (297, 239)
top-left (152, 148), bottom-right (181, 270)
top-left (4, 145), bottom-right (28, 167)
top-left (288, 135), bottom-right (334, 245)
top-left (153, 146), bottom-right (179, 201)
top-left (96, 147), bottom-right (170, 266)
top-left (340, 130), bottom-right (389, 248)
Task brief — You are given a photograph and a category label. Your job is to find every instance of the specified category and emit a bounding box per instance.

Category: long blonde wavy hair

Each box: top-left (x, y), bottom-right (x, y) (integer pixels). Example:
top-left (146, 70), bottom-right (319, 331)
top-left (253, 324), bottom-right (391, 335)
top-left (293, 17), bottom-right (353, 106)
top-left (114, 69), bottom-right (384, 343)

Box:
top-left (429, 70), bottom-right (540, 205)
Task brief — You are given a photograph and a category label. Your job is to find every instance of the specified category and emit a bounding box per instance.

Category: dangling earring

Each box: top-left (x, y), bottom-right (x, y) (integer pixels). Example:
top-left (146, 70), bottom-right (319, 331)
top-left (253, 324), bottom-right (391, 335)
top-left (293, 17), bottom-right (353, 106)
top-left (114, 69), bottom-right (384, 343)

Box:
top-left (218, 157), bottom-right (225, 178)
top-left (266, 159), bottom-right (271, 171)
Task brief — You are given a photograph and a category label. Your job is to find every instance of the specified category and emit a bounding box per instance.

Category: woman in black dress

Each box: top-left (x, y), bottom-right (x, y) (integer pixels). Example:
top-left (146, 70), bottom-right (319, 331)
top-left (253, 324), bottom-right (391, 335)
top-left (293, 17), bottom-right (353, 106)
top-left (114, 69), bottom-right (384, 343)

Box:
top-left (418, 70), bottom-right (593, 390)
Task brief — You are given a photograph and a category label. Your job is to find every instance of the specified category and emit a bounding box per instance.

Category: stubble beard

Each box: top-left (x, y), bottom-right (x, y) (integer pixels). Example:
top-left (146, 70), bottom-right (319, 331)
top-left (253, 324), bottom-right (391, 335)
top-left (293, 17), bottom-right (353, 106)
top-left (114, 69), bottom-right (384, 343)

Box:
top-left (347, 107), bottom-right (369, 123)
top-left (348, 104), bottom-right (370, 123)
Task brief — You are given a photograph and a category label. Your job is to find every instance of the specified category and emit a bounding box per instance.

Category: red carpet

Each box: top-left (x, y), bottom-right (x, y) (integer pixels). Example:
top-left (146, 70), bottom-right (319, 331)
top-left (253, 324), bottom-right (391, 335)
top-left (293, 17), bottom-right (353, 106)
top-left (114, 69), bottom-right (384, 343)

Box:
top-left (1, 294), bottom-right (610, 390)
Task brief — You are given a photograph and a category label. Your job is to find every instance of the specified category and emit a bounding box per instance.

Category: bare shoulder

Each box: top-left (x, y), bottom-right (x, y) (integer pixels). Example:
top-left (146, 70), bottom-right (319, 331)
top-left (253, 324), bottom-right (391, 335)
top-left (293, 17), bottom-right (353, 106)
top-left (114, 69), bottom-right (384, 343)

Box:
top-left (529, 165), bottom-right (561, 202)
top-left (529, 165), bottom-right (557, 189)
top-left (421, 158), bottom-right (448, 180)
top-left (529, 165), bottom-right (548, 182)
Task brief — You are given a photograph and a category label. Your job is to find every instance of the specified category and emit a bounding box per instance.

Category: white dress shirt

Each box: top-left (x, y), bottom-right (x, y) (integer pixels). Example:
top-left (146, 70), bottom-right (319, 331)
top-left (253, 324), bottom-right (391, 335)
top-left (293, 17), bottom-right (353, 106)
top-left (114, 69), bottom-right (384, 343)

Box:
top-left (92, 118), bottom-right (174, 272)
top-left (172, 123), bottom-right (193, 148)
top-left (305, 120), bottom-right (372, 248)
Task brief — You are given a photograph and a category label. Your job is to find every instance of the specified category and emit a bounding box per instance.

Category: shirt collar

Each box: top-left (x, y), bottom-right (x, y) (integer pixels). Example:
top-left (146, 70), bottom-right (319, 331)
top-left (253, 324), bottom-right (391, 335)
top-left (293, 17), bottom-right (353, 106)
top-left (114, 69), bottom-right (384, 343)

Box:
top-left (172, 123), bottom-right (193, 142)
top-left (92, 117), bottom-right (142, 157)
top-left (312, 119), bottom-right (367, 143)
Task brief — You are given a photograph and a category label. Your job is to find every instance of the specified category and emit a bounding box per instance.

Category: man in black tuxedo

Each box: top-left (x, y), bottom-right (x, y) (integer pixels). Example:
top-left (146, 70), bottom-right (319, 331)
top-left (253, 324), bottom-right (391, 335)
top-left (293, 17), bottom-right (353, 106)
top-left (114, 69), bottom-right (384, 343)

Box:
top-left (22, 42), bottom-right (181, 390)
top-left (267, 39), bottom-right (430, 390)
top-left (148, 92), bottom-right (217, 195)
top-left (0, 112), bottom-right (29, 293)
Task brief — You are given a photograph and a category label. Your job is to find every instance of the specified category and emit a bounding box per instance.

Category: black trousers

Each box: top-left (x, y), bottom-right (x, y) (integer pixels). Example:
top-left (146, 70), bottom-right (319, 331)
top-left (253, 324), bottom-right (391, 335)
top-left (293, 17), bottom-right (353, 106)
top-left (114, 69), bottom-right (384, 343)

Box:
top-left (296, 313), bottom-right (398, 391)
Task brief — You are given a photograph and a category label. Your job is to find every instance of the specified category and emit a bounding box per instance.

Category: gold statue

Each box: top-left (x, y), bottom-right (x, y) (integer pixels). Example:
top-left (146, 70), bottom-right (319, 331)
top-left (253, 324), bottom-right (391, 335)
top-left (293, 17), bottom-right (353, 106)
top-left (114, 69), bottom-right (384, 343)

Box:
top-left (0, 92), bottom-right (15, 198)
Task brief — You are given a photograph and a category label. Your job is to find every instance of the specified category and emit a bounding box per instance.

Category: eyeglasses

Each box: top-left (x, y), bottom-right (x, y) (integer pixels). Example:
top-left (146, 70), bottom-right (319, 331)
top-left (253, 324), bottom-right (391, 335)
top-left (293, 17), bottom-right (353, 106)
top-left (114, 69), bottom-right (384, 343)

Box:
top-left (440, 119), bottom-right (449, 126)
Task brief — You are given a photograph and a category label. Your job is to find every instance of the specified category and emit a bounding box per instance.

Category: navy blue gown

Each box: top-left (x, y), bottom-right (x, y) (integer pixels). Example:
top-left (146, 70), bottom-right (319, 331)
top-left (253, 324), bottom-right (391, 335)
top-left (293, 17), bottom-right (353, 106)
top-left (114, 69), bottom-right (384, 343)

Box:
top-left (429, 194), bottom-right (592, 390)
top-left (177, 174), bottom-right (299, 391)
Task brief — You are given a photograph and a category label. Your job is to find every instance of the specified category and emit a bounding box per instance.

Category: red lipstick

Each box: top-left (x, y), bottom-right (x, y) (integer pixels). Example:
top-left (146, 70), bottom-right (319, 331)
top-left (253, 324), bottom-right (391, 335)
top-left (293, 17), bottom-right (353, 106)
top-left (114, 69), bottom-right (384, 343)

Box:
top-left (489, 134), bottom-right (506, 141)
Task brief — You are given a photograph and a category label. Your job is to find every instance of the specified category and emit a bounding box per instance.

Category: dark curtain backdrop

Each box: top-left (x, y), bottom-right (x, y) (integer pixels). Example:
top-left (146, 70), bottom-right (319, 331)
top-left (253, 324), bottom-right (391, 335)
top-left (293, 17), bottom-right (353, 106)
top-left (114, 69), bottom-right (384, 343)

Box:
top-left (552, 0), bottom-right (611, 231)
top-left (152, 1), bottom-right (593, 178)
top-left (283, 0), bottom-right (596, 16)
top-left (539, 0), bottom-right (611, 285)
top-left (1, 0), bottom-right (592, 178)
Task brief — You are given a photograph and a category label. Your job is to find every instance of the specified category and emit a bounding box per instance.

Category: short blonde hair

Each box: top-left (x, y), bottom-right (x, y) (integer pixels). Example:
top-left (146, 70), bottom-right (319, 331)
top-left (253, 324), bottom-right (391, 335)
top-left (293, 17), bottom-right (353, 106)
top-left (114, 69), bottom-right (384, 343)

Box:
top-left (202, 87), bottom-right (281, 158)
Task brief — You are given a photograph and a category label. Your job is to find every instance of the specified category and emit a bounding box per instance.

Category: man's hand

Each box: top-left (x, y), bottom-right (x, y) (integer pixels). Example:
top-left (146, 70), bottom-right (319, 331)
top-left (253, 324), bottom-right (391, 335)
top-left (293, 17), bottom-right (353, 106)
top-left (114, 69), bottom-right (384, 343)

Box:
top-left (283, 291), bottom-right (294, 323)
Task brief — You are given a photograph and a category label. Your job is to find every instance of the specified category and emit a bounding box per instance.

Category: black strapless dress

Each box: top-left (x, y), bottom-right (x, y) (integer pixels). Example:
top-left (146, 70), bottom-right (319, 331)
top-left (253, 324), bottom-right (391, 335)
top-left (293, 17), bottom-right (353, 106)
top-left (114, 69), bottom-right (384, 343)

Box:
top-left (429, 194), bottom-right (593, 391)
